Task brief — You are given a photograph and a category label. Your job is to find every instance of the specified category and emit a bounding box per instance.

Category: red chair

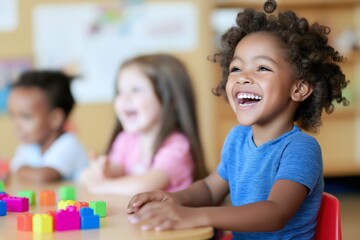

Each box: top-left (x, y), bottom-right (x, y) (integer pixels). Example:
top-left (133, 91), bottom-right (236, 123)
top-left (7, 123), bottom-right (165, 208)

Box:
top-left (315, 192), bottom-right (342, 240)
top-left (222, 192), bottom-right (342, 240)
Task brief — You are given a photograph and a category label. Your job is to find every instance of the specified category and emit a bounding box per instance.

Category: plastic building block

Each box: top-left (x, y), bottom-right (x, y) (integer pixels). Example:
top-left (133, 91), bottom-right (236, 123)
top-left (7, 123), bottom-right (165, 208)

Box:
top-left (18, 190), bottom-right (36, 206)
top-left (32, 213), bottom-right (53, 233)
top-left (74, 201), bottom-right (89, 211)
top-left (0, 200), bottom-right (6, 216)
top-left (59, 186), bottom-right (75, 200)
top-left (0, 160), bottom-right (8, 180)
top-left (0, 181), bottom-right (4, 192)
top-left (2, 196), bottom-right (29, 212)
top-left (40, 190), bottom-right (55, 206)
top-left (56, 206), bottom-right (80, 231)
top-left (0, 192), bottom-right (8, 200)
top-left (17, 213), bottom-right (33, 231)
top-left (57, 200), bottom-right (76, 210)
top-left (89, 201), bottom-right (106, 218)
top-left (80, 207), bottom-right (100, 230)
top-left (46, 211), bottom-right (56, 231)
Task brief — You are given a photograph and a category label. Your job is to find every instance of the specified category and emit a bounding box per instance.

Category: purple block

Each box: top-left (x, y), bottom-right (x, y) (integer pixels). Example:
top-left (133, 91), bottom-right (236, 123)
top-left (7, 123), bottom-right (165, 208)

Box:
top-left (0, 200), bottom-right (6, 216)
top-left (2, 196), bottom-right (29, 212)
top-left (56, 206), bottom-right (80, 231)
top-left (0, 192), bottom-right (8, 200)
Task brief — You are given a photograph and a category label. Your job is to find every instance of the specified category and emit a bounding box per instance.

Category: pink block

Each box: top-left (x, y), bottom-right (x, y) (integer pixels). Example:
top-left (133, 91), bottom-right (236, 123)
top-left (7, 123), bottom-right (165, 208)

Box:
top-left (56, 206), bottom-right (80, 231)
top-left (0, 192), bottom-right (8, 200)
top-left (3, 196), bottom-right (29, 212)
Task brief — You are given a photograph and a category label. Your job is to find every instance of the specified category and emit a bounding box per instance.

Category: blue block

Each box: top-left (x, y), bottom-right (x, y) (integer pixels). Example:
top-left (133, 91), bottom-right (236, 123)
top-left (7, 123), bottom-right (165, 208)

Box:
top-left (80, 207), bottom-right (100, 229)
top-left (80, 207), bottom-right (93, 217)
top-left (0, 200), bottom-right (6, 216)
top-left (81, 215), bottom-right (100, 229)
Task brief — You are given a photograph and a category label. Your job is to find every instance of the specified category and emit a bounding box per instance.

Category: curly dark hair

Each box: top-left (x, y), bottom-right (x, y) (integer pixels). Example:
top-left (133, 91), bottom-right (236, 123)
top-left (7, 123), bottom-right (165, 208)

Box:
top-left (12, 70), bottom-right (75, 119)
top-left (211, 8), bottom-right (349, 132)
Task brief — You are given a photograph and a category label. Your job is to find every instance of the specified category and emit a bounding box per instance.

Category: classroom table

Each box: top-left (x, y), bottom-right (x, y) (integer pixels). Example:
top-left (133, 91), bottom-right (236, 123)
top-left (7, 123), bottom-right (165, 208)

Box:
top-left (0, 178), bottom-right (214, 240)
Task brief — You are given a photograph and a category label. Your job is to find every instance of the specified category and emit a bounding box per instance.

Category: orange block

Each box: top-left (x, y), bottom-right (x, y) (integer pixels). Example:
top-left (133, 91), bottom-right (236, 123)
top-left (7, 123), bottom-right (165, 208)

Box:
top-left (17, 213), bottom-right (33, 231)
top-left (40, 190), bottom-right (55, 206)
top-left (74, 201), bottom-right (89, 211)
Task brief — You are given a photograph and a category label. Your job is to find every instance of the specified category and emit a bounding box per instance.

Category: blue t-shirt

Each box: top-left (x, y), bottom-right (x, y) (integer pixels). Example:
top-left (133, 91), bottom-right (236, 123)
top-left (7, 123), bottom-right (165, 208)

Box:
top-left (218, 125), bottom-right (324, 239)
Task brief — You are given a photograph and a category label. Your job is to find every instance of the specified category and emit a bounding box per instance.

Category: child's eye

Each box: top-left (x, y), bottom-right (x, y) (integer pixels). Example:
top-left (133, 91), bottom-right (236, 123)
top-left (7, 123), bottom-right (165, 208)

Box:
top-left (131, 87), bottom-right (141, 93)
top-left (230, 67), bottom-right (241, 73)
top-left (20, 113), bottom-right (32, 120)
top-left (258, 66), bottom-right (271, 72)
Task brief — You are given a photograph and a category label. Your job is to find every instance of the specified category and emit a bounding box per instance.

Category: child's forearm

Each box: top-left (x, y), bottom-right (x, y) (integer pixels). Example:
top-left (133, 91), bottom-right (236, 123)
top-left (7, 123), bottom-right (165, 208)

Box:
top-left (172, 180), bottom-right (215, 207)
top-left (199, 201), bottom-right (289, 232)
top-left (16, 166), bottom-right (62, 183)
top-left (172, 172), bottom-right (229, 207)
top-left (88, 170), bottom-right (170, 196)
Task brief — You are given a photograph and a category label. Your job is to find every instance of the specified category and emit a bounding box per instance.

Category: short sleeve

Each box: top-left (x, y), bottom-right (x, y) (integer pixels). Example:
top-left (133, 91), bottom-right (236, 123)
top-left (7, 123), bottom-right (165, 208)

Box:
top-left (151, 133), bottom-right (194, 191)
top-left (275, 134), bottom-right (323, 194)
top-left (43, 133), bottom-right (89, 180)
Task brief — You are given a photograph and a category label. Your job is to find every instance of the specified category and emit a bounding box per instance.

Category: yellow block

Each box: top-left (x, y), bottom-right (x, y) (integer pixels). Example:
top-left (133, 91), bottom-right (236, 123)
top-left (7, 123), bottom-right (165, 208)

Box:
top-left (57, 200), bottom-right (76, 210)
top-left (32, 214), bottom-right (53, 233)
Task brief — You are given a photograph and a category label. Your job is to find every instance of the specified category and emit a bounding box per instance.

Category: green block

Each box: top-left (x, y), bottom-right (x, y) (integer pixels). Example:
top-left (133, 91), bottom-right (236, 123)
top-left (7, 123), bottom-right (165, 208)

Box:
top-left (18, 190), bottom-right (36, 205)
top-left (0, 181), bottom-right (4, 192)
top-left (89, 201), bottom-right (106, 218)
top-left (59, 186), bottom-right (76, 200)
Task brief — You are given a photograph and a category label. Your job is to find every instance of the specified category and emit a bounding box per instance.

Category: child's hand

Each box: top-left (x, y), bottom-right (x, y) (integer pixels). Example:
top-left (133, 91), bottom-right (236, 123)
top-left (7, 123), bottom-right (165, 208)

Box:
top-left (127, 201), bottom-right (205, 231)
top-left (99, 156), bottom-right (123, 178)
top-left (126, 190), bottom-right (177, 214)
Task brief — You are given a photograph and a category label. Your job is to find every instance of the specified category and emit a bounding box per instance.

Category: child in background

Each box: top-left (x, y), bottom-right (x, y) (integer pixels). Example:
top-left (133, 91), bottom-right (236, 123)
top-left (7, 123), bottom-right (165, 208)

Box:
top-left (126, 9), bottom-right (349, 239)
top-left (8, 70), bottom-right (88, 183)
top-left (80, 54), bottom-right (207, 195)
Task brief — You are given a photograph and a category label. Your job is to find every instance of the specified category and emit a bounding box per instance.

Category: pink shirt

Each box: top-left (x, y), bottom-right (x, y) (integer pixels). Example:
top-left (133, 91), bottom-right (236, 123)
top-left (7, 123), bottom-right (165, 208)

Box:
top-left (108, 131), bottom-right (194, 192)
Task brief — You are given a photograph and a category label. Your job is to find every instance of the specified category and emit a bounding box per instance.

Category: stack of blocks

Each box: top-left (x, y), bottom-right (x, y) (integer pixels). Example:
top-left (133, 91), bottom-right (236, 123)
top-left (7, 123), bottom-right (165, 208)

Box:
top-left (0, 182), bottom-right (106, 233)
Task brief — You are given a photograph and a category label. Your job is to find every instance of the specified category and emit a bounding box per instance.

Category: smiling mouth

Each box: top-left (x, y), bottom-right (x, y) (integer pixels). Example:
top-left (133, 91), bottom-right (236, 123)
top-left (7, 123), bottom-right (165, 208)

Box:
top-left (236, 92), bottom-right (262, 106)
top-left (124, 110), bottom-right (138, 118)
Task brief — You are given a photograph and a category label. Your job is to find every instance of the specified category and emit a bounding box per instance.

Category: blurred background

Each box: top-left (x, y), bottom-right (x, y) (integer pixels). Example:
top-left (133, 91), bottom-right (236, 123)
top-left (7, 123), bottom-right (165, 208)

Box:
top-left (0, 0), bottom-right (359, 238)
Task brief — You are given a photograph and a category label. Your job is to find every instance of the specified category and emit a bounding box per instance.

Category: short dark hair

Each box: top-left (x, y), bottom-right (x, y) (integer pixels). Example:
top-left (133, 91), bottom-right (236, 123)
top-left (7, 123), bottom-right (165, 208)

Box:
top-left (12, 70), bottom-right (75, 119)
top-left (211, 8), bottom-right (350, 132)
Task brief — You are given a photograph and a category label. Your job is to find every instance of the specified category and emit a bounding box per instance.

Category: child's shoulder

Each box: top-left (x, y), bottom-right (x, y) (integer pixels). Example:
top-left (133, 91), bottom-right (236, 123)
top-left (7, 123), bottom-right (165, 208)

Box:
top-left (49, 132), bottom-right (86, 153)
top-left (161, 132), bottom-right (190, 149)
top-left (283, 126), bottom-right (321, 152)
top-left (228, 125), bottom-right (252, 136)
top-left (164, 131), bottom-right (189, 142)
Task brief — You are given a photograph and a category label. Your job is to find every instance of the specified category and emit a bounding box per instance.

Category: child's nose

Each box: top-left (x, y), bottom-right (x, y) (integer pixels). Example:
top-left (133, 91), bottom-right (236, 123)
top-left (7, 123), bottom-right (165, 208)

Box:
top-left (237, 75), bottom-right (254, 85)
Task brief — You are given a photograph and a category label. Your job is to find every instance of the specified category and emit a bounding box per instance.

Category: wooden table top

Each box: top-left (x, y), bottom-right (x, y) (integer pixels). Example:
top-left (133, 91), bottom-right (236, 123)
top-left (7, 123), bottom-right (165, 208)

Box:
top-left (0, 178), bottom-right (213, 240)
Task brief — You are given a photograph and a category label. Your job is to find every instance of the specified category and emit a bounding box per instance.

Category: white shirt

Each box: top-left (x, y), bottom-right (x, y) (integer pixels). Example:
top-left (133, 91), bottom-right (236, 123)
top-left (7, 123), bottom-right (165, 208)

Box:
top-left (10, 132), bottom-right (89, 181)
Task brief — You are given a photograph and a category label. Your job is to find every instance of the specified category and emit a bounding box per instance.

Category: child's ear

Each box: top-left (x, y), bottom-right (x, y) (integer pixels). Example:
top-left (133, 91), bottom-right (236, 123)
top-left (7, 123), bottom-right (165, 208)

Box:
top-left (291, 80), bottom-right (313, 102)
top-left (49, 108), bottom-right (65, 130)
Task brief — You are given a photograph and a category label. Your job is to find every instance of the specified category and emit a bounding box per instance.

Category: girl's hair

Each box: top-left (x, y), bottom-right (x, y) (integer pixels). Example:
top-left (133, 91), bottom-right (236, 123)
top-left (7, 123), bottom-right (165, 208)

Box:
top-left (107, 54), bottom-right (207, 180)
top-left (211, 8), bottom-right (349, 132)
top-left (12, 70), bottom-right (75, 119)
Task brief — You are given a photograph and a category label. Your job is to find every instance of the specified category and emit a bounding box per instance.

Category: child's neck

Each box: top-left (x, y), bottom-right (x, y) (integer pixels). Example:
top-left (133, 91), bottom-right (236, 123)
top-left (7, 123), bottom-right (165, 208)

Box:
top-left (252, 122), bottom-right (294, 147)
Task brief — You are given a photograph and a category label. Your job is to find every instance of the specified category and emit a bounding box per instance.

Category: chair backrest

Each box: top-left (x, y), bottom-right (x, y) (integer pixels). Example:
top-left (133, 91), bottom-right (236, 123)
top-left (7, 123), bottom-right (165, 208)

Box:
top-left (314, 192), bottom-right (342, 240)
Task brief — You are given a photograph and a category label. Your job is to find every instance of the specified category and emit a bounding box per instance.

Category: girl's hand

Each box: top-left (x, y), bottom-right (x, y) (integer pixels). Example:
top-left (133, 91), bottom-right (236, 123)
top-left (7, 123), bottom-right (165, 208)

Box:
top-left (126, 190), bottom-right (177, 214)
top-left (127, 202), bottom-right (206, 231)
top-left (101, 155), bottom-right (120, 178)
